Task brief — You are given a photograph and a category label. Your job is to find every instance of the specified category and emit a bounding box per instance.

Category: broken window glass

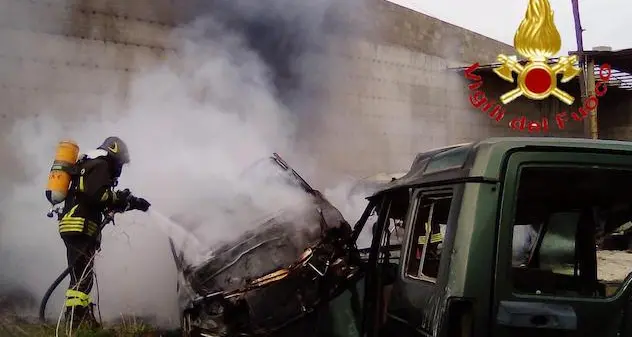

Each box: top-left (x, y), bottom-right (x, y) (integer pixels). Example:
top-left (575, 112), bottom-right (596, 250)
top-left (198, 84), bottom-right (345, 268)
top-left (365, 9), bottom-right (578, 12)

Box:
top-left (405, 192), bottom-right (453, 282)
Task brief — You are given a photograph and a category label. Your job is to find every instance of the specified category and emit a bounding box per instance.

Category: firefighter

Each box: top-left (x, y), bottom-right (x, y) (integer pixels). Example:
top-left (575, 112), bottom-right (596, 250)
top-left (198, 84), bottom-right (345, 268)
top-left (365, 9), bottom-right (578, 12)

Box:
top-left (59, 136), bottom-right (150, 329)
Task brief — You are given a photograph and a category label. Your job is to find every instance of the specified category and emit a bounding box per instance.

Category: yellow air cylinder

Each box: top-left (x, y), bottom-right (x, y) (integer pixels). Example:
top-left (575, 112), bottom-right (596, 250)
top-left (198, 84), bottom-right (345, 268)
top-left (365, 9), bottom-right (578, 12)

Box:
top-left (46, 140), bottom-right (80, 206)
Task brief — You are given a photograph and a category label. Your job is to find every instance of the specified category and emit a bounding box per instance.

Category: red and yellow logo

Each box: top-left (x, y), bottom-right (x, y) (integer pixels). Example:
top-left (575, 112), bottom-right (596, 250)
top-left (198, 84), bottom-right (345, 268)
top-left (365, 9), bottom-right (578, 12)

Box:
top-left (494, 0), bottom-right (581, 105)
top-left (463, 0), bottom-right (612, 133)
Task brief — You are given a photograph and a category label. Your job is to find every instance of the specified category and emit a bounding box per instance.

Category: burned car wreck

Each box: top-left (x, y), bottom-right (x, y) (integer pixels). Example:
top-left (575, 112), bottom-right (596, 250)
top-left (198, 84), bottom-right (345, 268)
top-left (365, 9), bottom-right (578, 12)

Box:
top-left (172, 139), bottom-right (632, 337)
top-left (170, 154), bottom-right (365, 337)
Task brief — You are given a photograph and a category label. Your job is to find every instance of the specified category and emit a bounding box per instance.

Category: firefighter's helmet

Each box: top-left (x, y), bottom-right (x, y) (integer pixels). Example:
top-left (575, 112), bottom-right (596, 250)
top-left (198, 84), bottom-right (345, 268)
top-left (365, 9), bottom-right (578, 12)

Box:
top-left (98, 136), bottom-right (130, 166)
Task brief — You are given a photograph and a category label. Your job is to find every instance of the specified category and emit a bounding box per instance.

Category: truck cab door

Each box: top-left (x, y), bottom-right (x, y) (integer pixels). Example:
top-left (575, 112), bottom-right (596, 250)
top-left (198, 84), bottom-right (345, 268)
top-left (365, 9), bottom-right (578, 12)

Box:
top-left (323, 197), bottom-right (385, 337)
top-left (359, 186), bottom-right (461, 337)
top-left (492, 150), bottom-right (632, 337)
top-left (351, 188), bottom-right (421, 337)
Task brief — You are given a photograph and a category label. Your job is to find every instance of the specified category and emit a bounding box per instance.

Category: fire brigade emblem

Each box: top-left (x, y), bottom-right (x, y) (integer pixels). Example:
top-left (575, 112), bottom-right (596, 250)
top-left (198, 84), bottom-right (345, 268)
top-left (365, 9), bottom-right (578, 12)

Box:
top-left (493, 0), bottom-right (581, 105)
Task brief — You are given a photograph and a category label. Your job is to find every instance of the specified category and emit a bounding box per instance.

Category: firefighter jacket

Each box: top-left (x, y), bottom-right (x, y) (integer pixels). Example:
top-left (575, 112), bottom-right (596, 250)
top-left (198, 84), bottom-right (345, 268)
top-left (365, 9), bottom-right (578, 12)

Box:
top-left (59, 156), bottom-right (122, 237)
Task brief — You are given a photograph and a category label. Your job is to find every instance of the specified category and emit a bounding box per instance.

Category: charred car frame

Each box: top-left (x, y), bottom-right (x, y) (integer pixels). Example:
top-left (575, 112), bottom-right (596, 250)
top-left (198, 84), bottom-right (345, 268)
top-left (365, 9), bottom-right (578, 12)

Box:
top-left (172, 138), bottom-right (632, 337)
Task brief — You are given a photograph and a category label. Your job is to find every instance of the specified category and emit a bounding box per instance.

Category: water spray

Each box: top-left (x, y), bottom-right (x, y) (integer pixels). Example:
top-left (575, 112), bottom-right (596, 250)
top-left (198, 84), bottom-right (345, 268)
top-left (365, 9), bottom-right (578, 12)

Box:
top-left (147, 210), bottom-right (207, 260)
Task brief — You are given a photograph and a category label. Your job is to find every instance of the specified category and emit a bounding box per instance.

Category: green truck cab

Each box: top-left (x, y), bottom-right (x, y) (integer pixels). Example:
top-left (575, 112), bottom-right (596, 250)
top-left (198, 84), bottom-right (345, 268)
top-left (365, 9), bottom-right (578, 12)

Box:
top-left (335, 137), bottom-right (632, 337)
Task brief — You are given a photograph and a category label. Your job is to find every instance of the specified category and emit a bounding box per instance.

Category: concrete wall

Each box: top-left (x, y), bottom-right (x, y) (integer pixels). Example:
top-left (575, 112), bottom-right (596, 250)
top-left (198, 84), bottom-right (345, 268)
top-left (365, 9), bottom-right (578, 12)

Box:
top-left (458, 72), bottom-right (586, 138)
top-left (0, 0), bottom-right (175, 185)
top-left (0, 0), bottom-right (174, 124)
top-left (309, 1), bottom-right (585, 178)
top-left (368, 0), bottom-right (515, 64)
top-left (0, 0), bottom-right (587, 182)
top-left (597, 90), bottom-right (632, 140)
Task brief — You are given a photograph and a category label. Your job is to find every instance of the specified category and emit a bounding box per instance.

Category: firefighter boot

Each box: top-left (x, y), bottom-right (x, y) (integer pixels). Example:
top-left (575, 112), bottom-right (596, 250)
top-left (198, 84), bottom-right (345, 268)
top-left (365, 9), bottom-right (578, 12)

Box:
top-left (64, 304), bottom-right (100, 331)
top-left (64, 305), bottom-right (85, 331)
top-left (85, 303), bottom-right (102, 329)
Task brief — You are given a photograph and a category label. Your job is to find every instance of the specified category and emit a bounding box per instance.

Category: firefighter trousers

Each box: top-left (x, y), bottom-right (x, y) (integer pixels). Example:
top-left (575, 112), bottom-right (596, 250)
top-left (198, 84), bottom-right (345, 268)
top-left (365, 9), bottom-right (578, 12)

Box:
top-left (62, 234), bottom-right (99, 326)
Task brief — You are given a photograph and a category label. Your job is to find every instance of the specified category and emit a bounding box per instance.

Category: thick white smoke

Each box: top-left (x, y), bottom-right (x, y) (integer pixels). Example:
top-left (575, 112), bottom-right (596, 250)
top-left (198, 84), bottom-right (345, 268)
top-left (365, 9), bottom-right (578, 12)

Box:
top-left (0, 0), bottom-right (372, 328)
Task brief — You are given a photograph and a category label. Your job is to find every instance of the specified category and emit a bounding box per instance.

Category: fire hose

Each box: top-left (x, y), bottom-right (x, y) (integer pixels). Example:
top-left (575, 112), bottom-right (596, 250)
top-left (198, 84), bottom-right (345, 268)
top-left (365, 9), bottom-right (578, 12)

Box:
top-left (38, 211), bottom-right (117, 323)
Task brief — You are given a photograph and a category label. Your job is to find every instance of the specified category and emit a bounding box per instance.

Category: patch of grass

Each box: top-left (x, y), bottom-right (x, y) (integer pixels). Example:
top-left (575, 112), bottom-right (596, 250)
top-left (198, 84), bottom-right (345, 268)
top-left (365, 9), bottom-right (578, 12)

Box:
top-left (0, 318), bottom-right (181, 337)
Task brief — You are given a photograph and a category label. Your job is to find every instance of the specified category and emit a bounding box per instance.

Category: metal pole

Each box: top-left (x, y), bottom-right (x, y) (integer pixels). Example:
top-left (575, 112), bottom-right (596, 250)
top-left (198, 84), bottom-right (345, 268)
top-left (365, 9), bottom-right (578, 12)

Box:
top-left (571, 0), bottom-right (584, 55)
top-left (571, 0), bottom-right (596, 138)
top-left (586, 59), bottom-right (599, 139)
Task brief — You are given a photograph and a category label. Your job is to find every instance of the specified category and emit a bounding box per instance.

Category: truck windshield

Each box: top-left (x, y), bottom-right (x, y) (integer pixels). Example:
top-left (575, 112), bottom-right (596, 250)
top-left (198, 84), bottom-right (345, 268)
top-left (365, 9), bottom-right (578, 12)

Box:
top-left (511, 165), bottom-right (632, 298)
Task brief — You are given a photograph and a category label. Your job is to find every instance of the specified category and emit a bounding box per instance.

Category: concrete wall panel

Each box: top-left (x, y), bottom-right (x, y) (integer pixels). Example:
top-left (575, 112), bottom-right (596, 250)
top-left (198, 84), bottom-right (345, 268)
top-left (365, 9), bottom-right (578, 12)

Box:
top-left (0, 0), bottom-right (590, 181)
top-left (367, 0), bottom-right (515, 64)
top-left (0, 1), bottom-right (170, 158)
top-left (311, 33), bottom-right (586, 178)
top-left (597, 92), bottom-right (632, 140)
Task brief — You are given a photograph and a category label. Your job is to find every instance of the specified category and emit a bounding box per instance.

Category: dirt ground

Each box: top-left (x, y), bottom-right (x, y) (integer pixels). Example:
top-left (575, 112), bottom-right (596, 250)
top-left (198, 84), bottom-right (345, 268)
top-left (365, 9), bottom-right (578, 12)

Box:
top-left (598, 250), bottom-right (632, 282)
top-left (0, 250), bottom-right (629, 336)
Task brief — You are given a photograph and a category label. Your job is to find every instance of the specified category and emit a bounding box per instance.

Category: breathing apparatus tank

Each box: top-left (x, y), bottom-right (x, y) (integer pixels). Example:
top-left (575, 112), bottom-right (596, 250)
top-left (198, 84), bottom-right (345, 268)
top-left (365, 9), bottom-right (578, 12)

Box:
top-left (45, 140), bottom-right (79, 206)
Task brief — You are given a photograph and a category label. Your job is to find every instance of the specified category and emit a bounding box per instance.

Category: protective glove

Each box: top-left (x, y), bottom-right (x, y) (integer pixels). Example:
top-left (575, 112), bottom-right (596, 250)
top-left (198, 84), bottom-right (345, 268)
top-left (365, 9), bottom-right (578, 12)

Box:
top-left (128, 196), bottom-right (151, 212)
top-left (115, 189), bottom-right (131, 202)
top-left (112, 189), bottom-right (132, 212)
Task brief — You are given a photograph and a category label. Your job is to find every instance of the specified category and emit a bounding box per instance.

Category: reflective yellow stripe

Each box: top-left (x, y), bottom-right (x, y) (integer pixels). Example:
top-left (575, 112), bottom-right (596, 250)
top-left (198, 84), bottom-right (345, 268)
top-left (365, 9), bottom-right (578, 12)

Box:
top-left (66, 289), bottom-right (90, 300)
top-left (62, 205), bottom-right (79, 220)
top-left (60, 205), bottom-right (84, 234)
top-left (59, 225), bottom-right (84, 232)
top-left (79, 176), bottom-right (84, 192)
top-left (60, 224), bottom-right (97, 236)
top-left (59, 222), bottom-right (84, 226)
top-left (85, 223), bottom-right (98, 236)
top-left (418, 233), bottom-right (443, 245)
top-left (430, 233), bottom-right (443, 243)
top-left (59, 219), bottom-right (85, 224)
top-left (65, 289), bottom-right (91, 307)
top-left (59, 204), bottom-right (98, 235)
top-left (100, 191), bottom-right (109, 202)
top-left (59, 205), bottom-right (99, 236)
top-left (59, 218), bottom-right (84, 223)
top-left (65, 298), bottom-right (89, 307)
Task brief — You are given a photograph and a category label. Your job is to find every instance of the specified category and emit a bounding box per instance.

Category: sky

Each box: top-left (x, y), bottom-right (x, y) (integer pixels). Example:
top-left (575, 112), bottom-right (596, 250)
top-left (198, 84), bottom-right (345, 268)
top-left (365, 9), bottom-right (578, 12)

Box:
top-left (390, 0), bottom-right (631, 56)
